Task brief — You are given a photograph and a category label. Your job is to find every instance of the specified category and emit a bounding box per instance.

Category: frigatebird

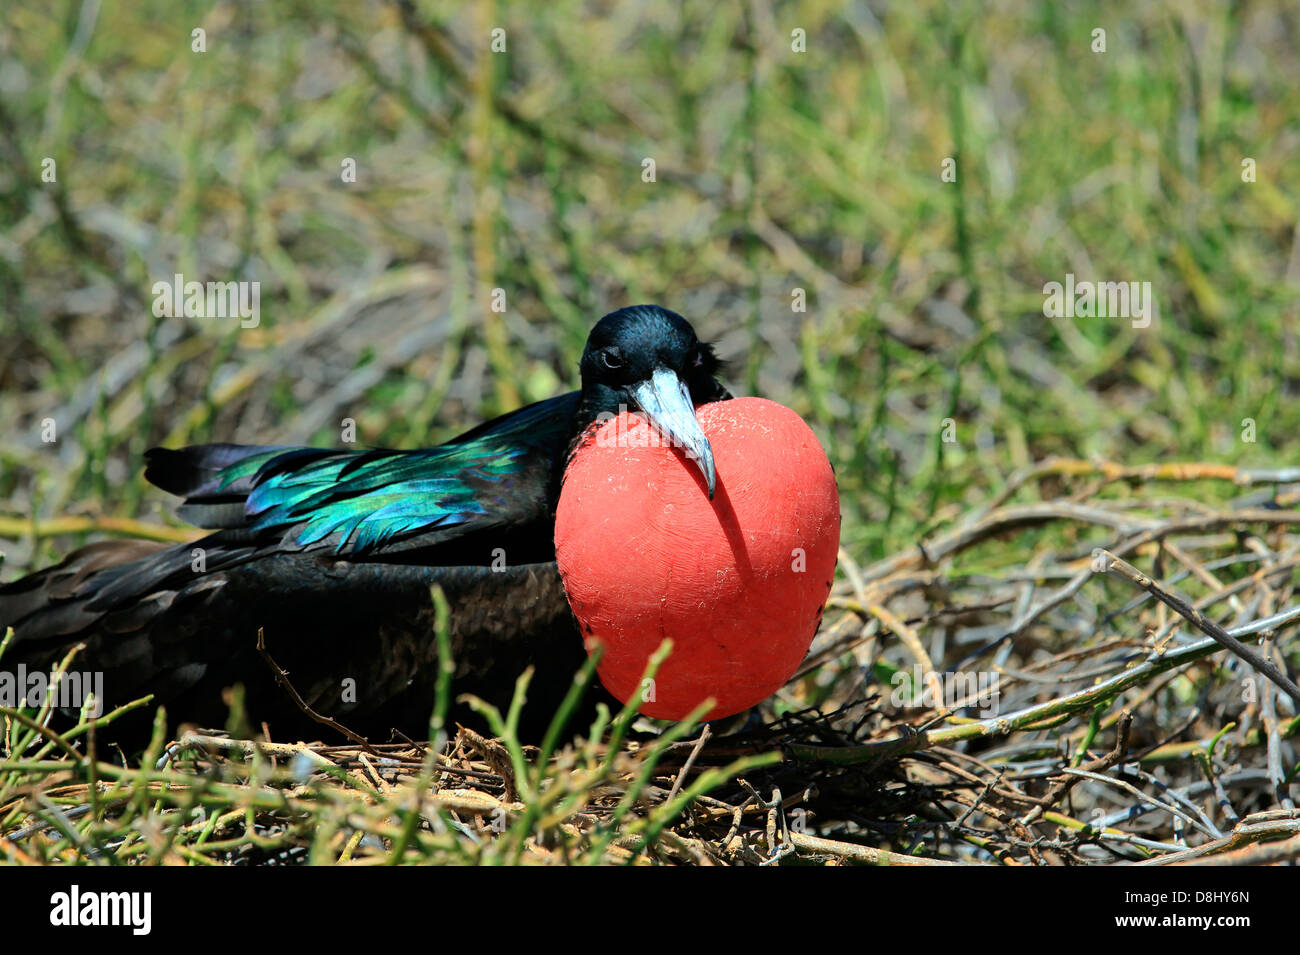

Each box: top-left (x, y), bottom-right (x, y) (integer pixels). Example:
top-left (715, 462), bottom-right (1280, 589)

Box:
top-left (0, 305), bottom-right (731, 739)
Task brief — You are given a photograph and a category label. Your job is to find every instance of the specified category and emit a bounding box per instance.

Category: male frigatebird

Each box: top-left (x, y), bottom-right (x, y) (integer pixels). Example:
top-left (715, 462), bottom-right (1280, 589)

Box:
top-left (0, 305), bottom-right (731, 739)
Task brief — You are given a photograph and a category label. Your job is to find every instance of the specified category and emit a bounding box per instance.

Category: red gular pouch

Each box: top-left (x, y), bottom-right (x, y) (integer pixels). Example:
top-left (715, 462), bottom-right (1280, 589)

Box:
top-left (555, 397), bottom-right (841, 720)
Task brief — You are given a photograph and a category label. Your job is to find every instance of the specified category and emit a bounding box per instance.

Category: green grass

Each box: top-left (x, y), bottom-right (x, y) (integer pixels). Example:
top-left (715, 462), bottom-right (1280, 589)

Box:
top-left (1, 0), bottom-right (1299, 864)
top-left (2, 1), bottom-right (1297, 568)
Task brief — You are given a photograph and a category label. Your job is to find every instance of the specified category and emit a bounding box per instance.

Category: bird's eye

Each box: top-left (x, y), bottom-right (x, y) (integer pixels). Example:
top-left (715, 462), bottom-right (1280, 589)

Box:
top-left (600, 350), bottom-right (624, 370)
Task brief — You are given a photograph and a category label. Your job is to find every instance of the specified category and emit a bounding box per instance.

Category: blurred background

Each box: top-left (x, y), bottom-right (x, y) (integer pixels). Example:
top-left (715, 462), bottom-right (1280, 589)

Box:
top-left (2, 0), bottom-right (1298, 573)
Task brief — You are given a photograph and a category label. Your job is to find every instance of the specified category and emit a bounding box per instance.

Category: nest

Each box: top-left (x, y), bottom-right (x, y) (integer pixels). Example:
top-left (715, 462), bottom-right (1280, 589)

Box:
top-left (3, 457), bottom-right (1299, 864)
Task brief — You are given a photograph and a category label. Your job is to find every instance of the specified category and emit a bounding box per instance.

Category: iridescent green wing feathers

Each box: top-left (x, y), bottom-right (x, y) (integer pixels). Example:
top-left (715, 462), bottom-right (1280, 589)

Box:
top-left (144, 393), bottom-right (579, 556)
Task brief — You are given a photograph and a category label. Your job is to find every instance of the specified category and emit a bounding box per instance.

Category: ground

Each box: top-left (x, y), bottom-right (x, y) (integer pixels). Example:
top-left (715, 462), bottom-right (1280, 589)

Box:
top-left (0, 1), bottom-right (1297, 865)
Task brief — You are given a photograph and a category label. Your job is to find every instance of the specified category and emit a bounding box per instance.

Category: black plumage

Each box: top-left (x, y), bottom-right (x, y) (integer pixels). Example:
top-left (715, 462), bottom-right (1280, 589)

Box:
top-left (0, 306), bottom-right (730, 740)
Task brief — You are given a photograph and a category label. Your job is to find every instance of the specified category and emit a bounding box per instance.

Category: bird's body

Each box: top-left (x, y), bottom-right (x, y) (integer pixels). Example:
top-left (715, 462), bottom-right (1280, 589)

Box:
top-left (0, 306), bottom-right (730, 740)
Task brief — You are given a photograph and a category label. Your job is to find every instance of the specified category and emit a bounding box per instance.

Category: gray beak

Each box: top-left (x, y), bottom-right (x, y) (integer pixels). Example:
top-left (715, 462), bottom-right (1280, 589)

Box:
top-left (630, 366), bottom-right (717, 499)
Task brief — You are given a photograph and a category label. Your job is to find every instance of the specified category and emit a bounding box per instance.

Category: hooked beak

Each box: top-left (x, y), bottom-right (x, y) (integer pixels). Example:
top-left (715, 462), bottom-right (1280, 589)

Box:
top-left (630, 366), bottom-right (717, 499)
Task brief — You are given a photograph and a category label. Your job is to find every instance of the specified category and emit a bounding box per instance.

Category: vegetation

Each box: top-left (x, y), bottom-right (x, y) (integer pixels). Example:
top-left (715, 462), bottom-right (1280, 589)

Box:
top-left (1, 1), bottom-right (1297, 864)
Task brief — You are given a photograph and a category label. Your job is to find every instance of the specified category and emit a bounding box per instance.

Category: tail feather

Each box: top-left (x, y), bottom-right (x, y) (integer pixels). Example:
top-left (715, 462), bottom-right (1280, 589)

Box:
top-left (143, 444), bottom-right (286, 499)
top-left (0, 541), bottom-right (170, 640)
top-left (0, 538), bottom-right (248, 648)
top-left (0, 538), bottom-right (242, 724)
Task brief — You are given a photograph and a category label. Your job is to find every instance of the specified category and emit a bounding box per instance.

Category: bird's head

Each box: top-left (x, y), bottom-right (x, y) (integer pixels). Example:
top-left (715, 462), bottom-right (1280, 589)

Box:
top-left (575, 305), bottom-right (729, 498)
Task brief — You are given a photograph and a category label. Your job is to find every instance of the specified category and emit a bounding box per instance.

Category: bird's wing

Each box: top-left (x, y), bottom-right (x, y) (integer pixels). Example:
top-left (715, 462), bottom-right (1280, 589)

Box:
top-left (143, 392), bottom-right (580, 557)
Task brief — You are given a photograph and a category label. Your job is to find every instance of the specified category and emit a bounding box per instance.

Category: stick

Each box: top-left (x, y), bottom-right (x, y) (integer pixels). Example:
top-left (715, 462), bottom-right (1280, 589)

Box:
top-left (255, 628), bottom-right (378, 753)
top-left (1096, 550), bottom-right (1300, 706)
